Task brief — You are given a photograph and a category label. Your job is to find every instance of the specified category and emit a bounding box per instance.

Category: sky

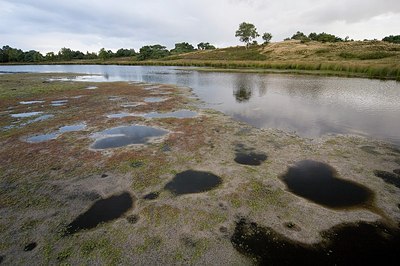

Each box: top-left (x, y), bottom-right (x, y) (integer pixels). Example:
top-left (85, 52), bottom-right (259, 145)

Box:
top-left (1, 0), bottom-right (399, 53)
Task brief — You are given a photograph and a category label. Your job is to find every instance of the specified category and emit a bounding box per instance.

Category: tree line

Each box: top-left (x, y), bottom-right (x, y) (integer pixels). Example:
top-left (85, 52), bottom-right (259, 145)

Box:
top-left (0, 41), bottom-right (216, 63)
top-left (1, 25), bottom-right (399, 63)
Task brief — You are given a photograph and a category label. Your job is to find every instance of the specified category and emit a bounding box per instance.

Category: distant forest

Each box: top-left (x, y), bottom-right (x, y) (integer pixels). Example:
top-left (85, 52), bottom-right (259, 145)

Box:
top-left (1, 32), bottom-right (399, 63)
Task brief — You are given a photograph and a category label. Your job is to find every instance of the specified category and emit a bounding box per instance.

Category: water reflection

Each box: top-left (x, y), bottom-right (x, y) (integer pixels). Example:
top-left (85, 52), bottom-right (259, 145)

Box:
top-left (1, 65), bottom-right (400, 145)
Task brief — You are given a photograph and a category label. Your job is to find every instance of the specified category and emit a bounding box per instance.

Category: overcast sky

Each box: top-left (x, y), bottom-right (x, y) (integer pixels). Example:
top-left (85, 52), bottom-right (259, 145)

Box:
top-left (1, 0), bottom-right (399, 53)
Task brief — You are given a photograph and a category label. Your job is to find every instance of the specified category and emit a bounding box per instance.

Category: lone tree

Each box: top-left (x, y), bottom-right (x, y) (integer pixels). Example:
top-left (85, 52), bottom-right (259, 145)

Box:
top-left (235, 22), bottom-right (259, 48)
top-left (262, 32), bottom-right (272, 44)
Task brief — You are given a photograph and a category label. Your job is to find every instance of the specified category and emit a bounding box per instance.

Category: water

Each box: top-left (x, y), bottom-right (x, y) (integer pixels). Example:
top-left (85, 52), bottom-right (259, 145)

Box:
top-left (11, 111), bottom-right (43, 118)
top-left (231, 218), bottom-right (400, 265)
top-left (51, 100), bottom-right (68, 106)
top-left (144, 97), bottom-right (168, 103)
top-left (58, 123), bottom-right (86, 133)
top-left (143, 110), bottom-right (198, 119)
top-left (280, 160), bottom-right (373, 209)
top-left (23, 242), bottom-right (37, 252)
top-left (164, 170), bottom-right (222, 195)
top-left (234, 144), bottom-right (267, 166)
top-left (25, 133), bottom-right (59, 143)
top-left (91, 125), bottom-right (168, 149)
top-left (106, 112), bottom-right (134, 118)
top-left (1, 65), bottom-right (400, 145)
top-left (143, 192), bottom-right (159, 200)
top-left (65, 192), bottom-right (134, 235)
top-left (19, 100), bottom-right (44, 105)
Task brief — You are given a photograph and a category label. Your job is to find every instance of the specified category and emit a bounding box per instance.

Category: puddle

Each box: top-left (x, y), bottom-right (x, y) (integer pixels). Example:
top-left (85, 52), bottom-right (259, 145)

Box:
top-left (121, 102), bottom-right (144, 108)
top-left (150, 91), bottom-right (172, 95)
top-left (20, 100), bottom-right (44, 105)
top-left (144, 97), bottom-right (168, 103)
top-left (106, 112), bottom-right (135, 119)
top-left (51, 100), bottom-right (68, 106)
top-left (143, 110), bottom-right (198, 119)
top-left (164, 170), bottom-right (222, 195)
top-left (374, 170), bottom-right (400, 188)
top-left (65, 192), bottom-right (134, 235)
top-left (58, 123), bottom-right (86, 133)
top-left (91, 125), bottom-right (168, 149)
top-left (11, 112), bottom-right (43, 118)
top-left (109, 96), bottom-right (125, 101)
top-left (231, 218), bottom-right (400, 265)
top-left (234, 144), bottom-right (267, 166)
top-left (71, 95), bottom-right (86, 99)
top-left (143, 192), bottom-right (159, 200)
top-left (280, 160), bottom-right (373, 209)
top-left (23, 242), bottom-right (37, 251)
top-left (23, 123), bottom-right (86, 143)
top-left (25, 133), bottom-right (59, 143)
top-left (85, 86), bottom-right (98, 90)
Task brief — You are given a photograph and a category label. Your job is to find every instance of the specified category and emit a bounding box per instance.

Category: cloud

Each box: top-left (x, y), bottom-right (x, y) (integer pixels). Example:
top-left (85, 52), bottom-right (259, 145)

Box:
top-left (0, 0), bottom-right (399, 53)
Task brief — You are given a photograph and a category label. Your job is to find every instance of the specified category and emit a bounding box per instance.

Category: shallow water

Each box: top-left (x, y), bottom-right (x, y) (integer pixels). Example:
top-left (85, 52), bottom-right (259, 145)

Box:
top-left (58, 123), bottom-right (86, 133)
top-left (164, 170), bottom-right (222, 195)
top-left (231, 218), bottom-right (400, 265)
top-left (143, 110), bottom-right (197, 119)
top-left (65, 192), bottom-right (134, 235)
top-left (25, 133), bottom-right (59, 143)
top-left (2, 65), bottom-right (400, 145)
top-left (11, 111), bottom-right (43, 118)
top-left (91, 125), bottom-right (168, 149)
top-left (144, 97), bottom-right (168, 103)
top-left (19, 100), bottom-right (44, 105)
top-left (280, 160), bottom-right (373, 208)
top-left (106, 112), bottom-right (134, 118)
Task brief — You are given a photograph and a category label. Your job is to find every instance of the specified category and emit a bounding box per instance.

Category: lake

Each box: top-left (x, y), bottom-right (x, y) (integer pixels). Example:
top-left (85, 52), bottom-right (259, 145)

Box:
top-left (1, 65), bottom-right (399, 145)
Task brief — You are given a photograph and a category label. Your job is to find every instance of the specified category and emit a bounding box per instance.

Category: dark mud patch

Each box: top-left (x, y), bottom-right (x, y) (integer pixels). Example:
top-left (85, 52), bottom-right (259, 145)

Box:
top-left (231, 218), bottom-right (400, 265)
top-left (0, 255), bottom-right (3, 263)
top-left (234, 144), bottom-right (267, 166)
top-left (91, 125), bottom-right (168, 149)
top-left (164, 170), bottom-right (222, 195)
top-left (280, 160), bottom-right (373, 209)
top-left (374, 170), bottom-right (400, 189)
top-left (126, 214), bottom-right (139, 224)
top-left (23, 242), bottom-right (37, 251)
top-left (65, 192), bottom-right (134, 235)
top-left (394, 169), bottom-right (400, 175)
top-left (143, 192), bottom-right (159, 200)
top-left (396, 158), bottom-right (400, 166)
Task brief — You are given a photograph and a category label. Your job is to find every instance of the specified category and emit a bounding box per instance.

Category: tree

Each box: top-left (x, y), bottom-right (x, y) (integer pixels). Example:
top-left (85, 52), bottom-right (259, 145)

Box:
top-left (262, 32), bottom-right (272, 44)
top-left (137, 45), bottom-right (169, 61)
top-left (197, 42), bottom-right (216, 50)
top-left (98, 48), bottom-right (114, 60)
top-left (290, 31), bottom-right (309, 42)
top-left (382, 35), bottom-right (400, 44)
top-left (235, 22), bottom-right (259, 48)
top-left (116, 48), bottom-right (136, 57)
top-left (170, 42), bottom-right (195, 54)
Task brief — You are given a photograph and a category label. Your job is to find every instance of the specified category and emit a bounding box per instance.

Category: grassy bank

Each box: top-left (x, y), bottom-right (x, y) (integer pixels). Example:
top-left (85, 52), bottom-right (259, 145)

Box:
top-left (2, 40), bottom-right (400, 80)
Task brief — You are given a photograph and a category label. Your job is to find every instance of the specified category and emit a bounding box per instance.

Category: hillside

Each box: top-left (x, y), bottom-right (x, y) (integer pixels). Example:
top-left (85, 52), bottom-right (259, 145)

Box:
top-left (136, 40), bottom-right (400, 80)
